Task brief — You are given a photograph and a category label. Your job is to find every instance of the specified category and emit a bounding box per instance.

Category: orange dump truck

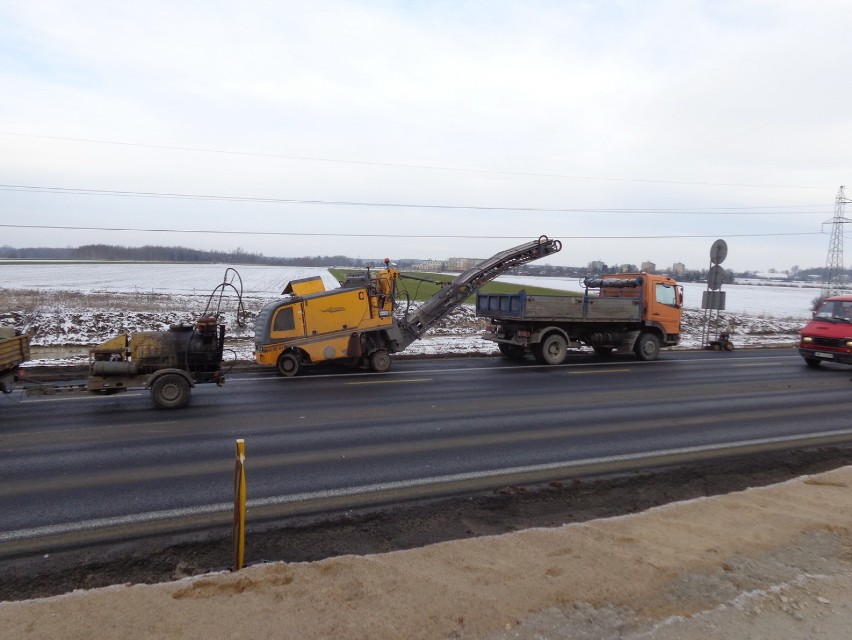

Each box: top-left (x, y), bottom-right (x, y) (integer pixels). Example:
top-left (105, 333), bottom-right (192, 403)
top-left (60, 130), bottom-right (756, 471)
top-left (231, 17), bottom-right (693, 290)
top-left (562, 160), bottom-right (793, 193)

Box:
top-left (476, 273), bottom-right (683, 363)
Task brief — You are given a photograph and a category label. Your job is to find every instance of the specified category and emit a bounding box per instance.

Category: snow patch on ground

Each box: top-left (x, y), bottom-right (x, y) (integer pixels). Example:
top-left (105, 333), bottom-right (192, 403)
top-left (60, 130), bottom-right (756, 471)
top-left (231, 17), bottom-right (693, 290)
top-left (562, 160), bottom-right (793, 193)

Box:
top-left (2, 292), bottom-right (802, 367)
top-left (1, 265), bottom-right (805, 366)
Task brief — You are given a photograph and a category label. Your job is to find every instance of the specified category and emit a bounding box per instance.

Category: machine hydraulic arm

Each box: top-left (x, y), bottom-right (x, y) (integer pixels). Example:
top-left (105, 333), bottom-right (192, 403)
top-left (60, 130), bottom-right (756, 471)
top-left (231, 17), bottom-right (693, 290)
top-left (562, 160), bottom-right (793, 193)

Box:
top-left (396, 236), bottom-right (562, 349)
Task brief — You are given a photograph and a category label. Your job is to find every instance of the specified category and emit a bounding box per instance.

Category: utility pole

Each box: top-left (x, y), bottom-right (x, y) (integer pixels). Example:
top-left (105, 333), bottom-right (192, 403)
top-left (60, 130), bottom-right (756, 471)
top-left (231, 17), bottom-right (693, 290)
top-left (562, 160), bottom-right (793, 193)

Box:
top-left (822, 185), bottom-right (852, 298)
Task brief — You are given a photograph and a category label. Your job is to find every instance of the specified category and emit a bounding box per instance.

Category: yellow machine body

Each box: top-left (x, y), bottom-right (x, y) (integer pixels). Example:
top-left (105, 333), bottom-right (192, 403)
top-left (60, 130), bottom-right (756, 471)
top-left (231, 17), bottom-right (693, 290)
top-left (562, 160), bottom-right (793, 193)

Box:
top-left (254, 268), bottom-right (399, 369)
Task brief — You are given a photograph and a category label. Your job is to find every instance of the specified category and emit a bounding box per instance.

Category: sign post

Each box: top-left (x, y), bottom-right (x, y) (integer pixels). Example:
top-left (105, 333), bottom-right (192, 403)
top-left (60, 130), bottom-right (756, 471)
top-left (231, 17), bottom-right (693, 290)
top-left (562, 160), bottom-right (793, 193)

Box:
top-left (701, 239), bottom-right (731, 349)
top-left (233, 438), bottom-right (247, 571)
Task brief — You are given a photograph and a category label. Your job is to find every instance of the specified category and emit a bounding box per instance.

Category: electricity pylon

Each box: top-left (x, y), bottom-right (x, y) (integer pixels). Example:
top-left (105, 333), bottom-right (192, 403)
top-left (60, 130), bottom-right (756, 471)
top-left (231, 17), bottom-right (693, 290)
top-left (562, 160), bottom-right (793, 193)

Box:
top-left (822, 185), bottom-right (852, 297)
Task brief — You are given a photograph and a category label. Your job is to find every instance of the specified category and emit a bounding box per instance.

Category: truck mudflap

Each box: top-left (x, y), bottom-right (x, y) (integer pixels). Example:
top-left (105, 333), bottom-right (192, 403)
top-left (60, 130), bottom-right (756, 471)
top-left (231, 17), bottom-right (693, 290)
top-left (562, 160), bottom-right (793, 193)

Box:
top-left (482, 331), bottom-right (583, 350)
top-left (0, 372), bottom-right (18, 394)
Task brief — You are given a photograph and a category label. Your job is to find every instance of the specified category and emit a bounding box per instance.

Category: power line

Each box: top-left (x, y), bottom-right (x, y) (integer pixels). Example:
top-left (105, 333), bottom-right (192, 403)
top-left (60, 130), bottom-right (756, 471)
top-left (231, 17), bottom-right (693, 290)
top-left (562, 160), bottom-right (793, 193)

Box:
top-left (0, 222), bottom-right (825, 240)
top-left (0, 132), bottom-right (830, 190)
top-left (0, 184), bottom-right (832, 215)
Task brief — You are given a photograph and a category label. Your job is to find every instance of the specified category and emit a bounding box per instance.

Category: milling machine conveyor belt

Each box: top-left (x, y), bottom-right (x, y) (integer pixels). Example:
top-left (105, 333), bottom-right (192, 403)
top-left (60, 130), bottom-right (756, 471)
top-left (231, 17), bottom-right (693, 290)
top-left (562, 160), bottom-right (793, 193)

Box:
top-left (398, 235), bottom-right (562, 348)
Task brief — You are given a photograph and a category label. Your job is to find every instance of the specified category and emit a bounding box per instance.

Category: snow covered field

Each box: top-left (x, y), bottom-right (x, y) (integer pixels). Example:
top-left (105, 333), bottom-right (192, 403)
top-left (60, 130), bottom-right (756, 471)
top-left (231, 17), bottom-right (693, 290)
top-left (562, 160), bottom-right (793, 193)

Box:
top-left (0, 263), bottom-right (807, 366)
top-left (0, 262), bottom-right (341, 298)
top-left (2, 262), bottom-right (820, 318)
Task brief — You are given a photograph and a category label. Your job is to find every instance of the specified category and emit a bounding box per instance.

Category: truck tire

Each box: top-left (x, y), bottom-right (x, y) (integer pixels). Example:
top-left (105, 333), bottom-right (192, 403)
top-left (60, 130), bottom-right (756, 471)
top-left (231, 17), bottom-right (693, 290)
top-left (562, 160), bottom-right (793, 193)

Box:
top-left (634, 332), bottom-right (661, 361)
top-left (804, 357), bottom-right (821, 368)
top-left (537, 333), bottom-right (568, 365)
top-left (369, 349), bottom-right (392, 373)
top-left (498, 343), bottom-right (526, 360)
top-left (151, 374), bottom-right (191, 409)
top-left (276, 352), bottom-right (300, 377)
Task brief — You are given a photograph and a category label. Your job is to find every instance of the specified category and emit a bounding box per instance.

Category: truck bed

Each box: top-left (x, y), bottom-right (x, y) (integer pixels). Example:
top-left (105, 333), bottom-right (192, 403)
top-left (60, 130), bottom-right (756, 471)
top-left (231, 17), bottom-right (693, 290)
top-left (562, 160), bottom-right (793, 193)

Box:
top-left (476, 293), bottom-right (642, 323)
top-left (0, 335), bottom-right (31, 374)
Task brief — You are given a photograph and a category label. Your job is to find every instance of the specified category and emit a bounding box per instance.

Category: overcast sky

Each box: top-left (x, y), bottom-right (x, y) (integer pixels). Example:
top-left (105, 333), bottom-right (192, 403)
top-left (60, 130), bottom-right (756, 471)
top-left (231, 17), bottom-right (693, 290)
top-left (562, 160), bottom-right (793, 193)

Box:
top-left (1, 0), bottom-right (851, 272)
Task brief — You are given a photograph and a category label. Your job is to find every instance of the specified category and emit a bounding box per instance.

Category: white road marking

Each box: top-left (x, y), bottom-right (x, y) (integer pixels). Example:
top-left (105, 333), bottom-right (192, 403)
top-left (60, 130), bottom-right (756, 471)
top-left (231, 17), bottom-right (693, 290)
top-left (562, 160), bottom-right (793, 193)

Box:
top-left (5, 424), bottom-right (852, 544)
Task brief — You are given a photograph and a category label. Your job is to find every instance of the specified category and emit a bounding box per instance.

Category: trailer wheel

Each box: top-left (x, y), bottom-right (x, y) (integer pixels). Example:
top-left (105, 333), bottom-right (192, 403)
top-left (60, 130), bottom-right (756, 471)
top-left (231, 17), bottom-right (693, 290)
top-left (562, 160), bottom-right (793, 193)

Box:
top-left (276, 352), bottom-right (300, 377)
top-left (537, 333), bottom-right (568, 365)
top-left (151, 374), bottom-right (191, 409)
top-left (370, 349), bottom-right (392, 373)
top-left (634, 332), bottom-right (661, 361)
top-left (498, 343), bottom-right (526, 360)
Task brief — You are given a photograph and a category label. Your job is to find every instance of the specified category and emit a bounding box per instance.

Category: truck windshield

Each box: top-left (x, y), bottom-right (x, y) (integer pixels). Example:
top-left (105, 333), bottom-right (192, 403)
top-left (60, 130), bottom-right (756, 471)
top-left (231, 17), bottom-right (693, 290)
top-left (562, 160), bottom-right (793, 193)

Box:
top-left (655, 283), bottom-right (677, 307)
top-left (815, 300), bottom-right (852, 323)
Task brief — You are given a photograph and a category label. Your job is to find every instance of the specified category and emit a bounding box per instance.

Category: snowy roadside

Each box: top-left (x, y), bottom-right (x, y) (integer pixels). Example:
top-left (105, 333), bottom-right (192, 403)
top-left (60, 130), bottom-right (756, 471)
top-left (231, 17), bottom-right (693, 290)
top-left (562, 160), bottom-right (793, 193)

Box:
top-left (0, 291), bottom-right (803, 368)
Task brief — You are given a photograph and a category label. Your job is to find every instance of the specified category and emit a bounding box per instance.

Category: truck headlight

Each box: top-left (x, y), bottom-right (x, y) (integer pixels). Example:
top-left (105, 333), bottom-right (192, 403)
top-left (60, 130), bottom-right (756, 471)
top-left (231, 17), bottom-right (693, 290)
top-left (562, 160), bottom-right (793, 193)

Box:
top-left (801, 336), bottom-right (813, 343)
top-left (846, 340), bottom-right (852, 347)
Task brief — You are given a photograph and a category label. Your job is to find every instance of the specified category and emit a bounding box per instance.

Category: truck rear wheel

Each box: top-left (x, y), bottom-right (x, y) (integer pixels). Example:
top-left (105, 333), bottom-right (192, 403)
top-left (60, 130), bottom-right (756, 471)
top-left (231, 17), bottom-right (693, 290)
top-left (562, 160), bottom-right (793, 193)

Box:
top-left (151, 374), bottom-right (191, 409)
top-left (498, 343), bottom-right (526, 360)
top-left (369, 349), bottom-right (392, 373)
top-left (634, 332), bottom-right (661, 361)
top-left (537, 333), bottom-right (568, 365)
top-left (276, 352), bottom-right (300, 377)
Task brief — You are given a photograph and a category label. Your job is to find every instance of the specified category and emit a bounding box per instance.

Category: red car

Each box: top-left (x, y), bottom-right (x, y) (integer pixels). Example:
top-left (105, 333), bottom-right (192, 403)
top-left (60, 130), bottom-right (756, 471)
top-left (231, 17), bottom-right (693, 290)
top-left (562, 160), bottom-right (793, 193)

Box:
top-left (799, 294), bottom-right (852, 367)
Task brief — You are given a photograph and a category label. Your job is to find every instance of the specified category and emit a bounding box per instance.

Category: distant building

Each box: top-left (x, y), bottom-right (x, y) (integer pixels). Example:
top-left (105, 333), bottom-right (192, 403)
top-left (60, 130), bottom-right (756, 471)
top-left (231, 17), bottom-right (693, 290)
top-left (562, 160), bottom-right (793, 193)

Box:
top-left (671, 262), bottom-right (686, 276)
top-left (446, 257), bottom-right (483, 271)
top-left (641, 261), bottom-right (656, 273)
top-left (413, 257), bottom-right (485, 272)
top-left (413, 259), bottom-right (445, 272)
top-left (587, 260), bottom-right (606, 273)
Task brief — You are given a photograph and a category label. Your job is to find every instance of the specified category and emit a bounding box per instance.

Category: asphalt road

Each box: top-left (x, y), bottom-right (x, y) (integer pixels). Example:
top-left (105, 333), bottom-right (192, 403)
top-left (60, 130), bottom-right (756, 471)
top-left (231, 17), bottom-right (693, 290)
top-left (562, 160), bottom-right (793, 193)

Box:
top-left (2, 348), bottom-right (851, 556)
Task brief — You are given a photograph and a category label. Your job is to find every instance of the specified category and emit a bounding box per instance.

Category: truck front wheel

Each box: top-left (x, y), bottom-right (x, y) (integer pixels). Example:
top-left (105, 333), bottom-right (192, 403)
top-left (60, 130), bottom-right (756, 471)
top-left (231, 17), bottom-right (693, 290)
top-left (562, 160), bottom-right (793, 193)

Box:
top-left (536, 333), bottom-right (568, 365)
top-left (634, 333), bottom-right (661, 361)
top-left (804, 357), bottom-right (821, 368)
top-left (151, 374), bottom-right (191, 409)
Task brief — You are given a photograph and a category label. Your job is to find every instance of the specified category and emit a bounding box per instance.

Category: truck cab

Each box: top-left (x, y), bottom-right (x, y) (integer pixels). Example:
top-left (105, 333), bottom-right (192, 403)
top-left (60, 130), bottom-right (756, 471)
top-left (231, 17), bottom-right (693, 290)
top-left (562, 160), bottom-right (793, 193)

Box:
top-left (799, 294), bottom-right (852, 367)
top-left (595, 273), bottom-right (683, 341)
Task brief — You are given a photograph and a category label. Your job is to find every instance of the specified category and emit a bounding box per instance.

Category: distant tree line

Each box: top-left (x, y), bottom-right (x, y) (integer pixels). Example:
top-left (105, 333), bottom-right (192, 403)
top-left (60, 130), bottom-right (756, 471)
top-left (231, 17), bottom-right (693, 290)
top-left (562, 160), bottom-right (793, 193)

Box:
top-left (1, 244), bottom-right (842, 283)
top-left (0, 244), bottom-right (369, 267)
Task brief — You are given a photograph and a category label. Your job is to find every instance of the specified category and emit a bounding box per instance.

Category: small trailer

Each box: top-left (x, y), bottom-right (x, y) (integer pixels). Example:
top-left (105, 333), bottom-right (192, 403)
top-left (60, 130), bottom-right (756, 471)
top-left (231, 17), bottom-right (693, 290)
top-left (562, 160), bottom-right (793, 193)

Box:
top-left (83, 317), bottom-right (227, 408)
top-left (15, 268), bottom-right (246, 409)
top-left (0, 329), bottom-right (30, 394)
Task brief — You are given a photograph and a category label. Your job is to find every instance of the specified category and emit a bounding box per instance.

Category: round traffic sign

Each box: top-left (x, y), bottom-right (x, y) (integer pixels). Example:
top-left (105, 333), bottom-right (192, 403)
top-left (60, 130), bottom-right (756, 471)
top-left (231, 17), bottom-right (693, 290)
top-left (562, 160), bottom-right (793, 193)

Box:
top-left (710, 239), bottom-right (728, 265)
top-left (707, 264), bottom-right (725, 290)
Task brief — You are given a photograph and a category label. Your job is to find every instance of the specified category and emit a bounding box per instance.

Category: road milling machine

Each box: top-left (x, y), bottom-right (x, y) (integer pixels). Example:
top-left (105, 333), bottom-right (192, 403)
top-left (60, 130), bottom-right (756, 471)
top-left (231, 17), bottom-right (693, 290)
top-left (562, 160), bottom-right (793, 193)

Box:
top-left (254, 236), bottom-right (562, 376)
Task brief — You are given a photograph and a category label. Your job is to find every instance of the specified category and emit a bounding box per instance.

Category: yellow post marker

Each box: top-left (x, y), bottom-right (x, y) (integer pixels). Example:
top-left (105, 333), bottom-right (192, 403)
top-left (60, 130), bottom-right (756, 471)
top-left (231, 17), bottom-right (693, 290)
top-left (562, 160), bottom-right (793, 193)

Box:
top-left (233, 438), bottom-right (247, 571)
